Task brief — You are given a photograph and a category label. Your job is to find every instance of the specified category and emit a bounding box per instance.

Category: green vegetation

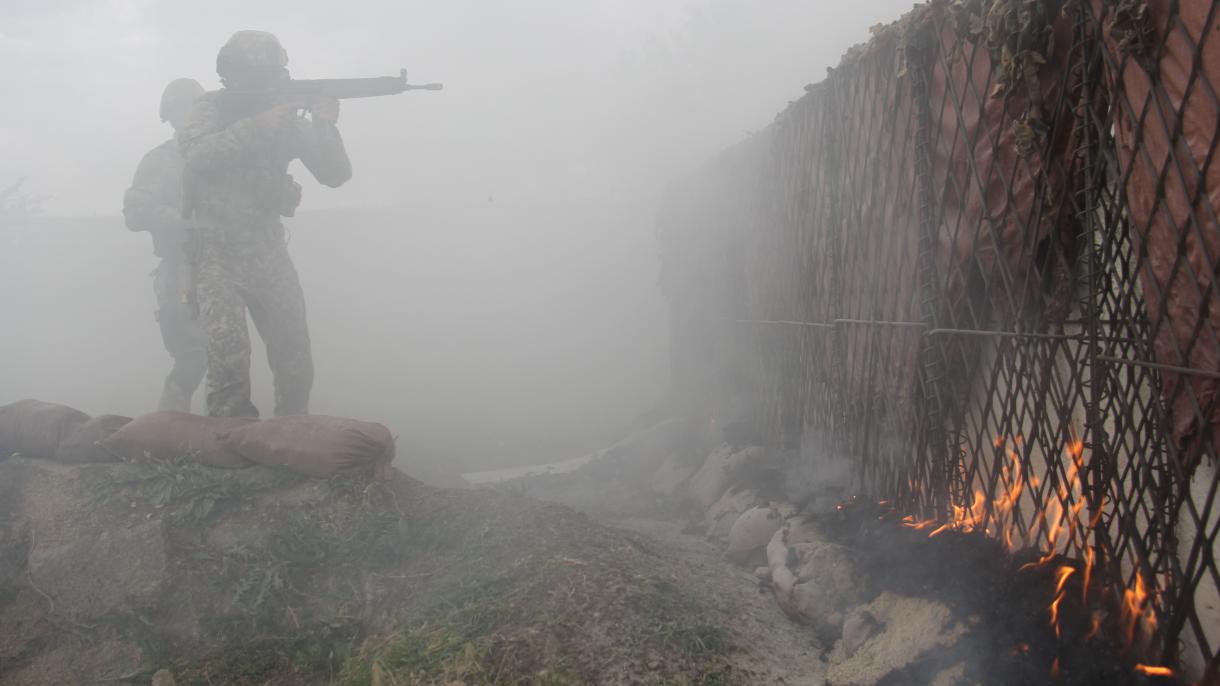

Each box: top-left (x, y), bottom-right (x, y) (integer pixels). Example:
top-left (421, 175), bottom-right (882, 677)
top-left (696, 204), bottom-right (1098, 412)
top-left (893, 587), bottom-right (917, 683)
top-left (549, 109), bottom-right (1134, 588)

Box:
top-left (91, 455), bottom-right (261, 525)
top-left (32, 459), bottom-right (735, 685)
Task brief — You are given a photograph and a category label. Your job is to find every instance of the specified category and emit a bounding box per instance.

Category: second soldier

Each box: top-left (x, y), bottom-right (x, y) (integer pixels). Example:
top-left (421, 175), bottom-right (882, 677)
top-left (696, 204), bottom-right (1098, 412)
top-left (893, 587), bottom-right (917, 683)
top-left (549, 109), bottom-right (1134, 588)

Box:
top-left (124, 78), bottom-right (208, 412)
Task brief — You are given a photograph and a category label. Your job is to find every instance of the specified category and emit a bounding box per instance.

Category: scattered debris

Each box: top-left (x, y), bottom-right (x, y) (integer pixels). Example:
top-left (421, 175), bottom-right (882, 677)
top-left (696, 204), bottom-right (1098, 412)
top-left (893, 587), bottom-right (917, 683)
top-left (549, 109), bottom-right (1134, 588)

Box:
top-left (840, 607), bottom-right (883, 658)
top-left (825, 592), bottom-right (967, 686)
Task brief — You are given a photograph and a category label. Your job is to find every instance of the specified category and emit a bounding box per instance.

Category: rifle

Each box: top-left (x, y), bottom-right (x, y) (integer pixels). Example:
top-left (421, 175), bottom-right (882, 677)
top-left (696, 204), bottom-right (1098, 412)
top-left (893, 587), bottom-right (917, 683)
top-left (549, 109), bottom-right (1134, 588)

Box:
top-left (219, 69), bottom-right (443, 111)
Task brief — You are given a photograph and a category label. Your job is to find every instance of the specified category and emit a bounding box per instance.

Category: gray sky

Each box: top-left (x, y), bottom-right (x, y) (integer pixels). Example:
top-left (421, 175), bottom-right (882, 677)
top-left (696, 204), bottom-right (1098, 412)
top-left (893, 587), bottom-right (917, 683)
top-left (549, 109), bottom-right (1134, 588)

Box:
top-left (1, 0), bottom-right (913, 216)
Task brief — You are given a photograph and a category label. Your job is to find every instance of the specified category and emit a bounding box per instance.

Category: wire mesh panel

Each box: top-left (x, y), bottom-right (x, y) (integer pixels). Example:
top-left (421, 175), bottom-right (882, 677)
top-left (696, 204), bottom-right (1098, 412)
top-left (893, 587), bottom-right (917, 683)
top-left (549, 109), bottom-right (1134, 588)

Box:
top-left (658, 0), bottom-right (1220, 677)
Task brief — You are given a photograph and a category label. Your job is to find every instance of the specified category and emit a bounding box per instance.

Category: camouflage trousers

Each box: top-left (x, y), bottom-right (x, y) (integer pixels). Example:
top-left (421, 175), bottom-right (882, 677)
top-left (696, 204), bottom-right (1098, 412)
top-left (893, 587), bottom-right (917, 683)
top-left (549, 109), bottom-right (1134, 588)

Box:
top-left (191, 222), bottom-right (313, 418)
top-left (153, 256), bottom-right (207, 412)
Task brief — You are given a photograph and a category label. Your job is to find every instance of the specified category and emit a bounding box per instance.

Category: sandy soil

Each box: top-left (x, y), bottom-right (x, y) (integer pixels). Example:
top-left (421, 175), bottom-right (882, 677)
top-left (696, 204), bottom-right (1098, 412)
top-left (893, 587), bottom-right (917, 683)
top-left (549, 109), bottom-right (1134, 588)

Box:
top-left (607, 516), bottom-right (828, 685)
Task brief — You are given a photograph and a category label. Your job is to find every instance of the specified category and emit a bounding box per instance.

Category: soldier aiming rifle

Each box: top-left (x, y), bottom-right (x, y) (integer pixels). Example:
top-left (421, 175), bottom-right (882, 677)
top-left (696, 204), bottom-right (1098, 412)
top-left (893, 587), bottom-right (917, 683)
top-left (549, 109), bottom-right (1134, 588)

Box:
top-left (178, 29), bottom-right (441, 418)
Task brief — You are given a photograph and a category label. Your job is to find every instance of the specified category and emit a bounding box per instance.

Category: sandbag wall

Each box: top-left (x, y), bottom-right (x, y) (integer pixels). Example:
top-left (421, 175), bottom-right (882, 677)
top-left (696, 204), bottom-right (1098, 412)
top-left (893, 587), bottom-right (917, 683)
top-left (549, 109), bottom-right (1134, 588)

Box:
top-left (658, 0), bottom-right (1220, 675)
top-left (0, 401), bottom-right (395, 479)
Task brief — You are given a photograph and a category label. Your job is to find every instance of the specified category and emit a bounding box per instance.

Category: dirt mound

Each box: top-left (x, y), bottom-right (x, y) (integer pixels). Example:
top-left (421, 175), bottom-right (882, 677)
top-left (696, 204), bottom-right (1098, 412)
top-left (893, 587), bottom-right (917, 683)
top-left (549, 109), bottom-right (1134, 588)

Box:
top-left (0, 456), bottom-right (746, 685)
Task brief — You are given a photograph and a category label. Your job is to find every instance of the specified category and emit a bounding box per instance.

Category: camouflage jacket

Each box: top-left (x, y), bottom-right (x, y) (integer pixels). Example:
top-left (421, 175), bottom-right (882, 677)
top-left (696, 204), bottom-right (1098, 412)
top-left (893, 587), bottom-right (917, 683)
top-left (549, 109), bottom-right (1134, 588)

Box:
top-left (176, 91), bottom-right (351, 234)
top-left (123, 138), bottom-right (187, 258)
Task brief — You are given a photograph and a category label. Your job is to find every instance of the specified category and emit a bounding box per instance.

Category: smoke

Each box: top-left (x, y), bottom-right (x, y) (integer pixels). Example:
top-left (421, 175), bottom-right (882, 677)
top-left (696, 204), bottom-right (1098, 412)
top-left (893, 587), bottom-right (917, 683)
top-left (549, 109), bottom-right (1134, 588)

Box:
top-left (0, 0), bottom-right (912, 480)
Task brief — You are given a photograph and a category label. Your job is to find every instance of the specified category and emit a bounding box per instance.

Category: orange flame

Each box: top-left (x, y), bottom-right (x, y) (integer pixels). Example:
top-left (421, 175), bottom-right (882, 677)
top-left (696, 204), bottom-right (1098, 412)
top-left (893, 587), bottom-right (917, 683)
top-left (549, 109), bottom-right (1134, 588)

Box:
top-left (1082, 546), bottom-right (1095, 602)
top-left (1068, 439), bottom-right (1084, 459)
top-left (1122, 570), bottom-right (1158, 647)
top-left (928, 523), bottom-right (953, 537)
top-left (900, 435), bottom-right (1094, 556)
top-left (1054, 565), bottom-right (1075, 593)
top-left (902, 514), bottom-right (938, 531)
top-left (1084, 611), bottom-right (1102, 640)
top-left (1134, 664), bottom-right (1173, 677)
top-left (894, 433), bottom-right (1164, 652)
top-left (1049, 566), bottom-right (1075, 637)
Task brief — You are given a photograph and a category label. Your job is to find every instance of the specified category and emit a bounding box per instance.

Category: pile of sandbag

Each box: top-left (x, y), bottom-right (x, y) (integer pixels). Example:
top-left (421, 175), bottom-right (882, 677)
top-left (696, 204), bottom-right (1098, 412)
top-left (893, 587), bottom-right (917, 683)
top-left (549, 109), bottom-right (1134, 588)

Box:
top-left (682, 444), bottom-right (785, 560)
top-left (99, 412), bottom-right (255, 469)
top-left (223, 414), bottom-right (396, 478)
top-left (672, 439), bottom-right (864, 635)
top-left (676, 430), bottom-right (861, 566)
top-left (102, 412), bottom-right (396, 477)
top-left (0, 399), bottom-right (130, 464)
top-left (0, 399), bottom-right (395, 478)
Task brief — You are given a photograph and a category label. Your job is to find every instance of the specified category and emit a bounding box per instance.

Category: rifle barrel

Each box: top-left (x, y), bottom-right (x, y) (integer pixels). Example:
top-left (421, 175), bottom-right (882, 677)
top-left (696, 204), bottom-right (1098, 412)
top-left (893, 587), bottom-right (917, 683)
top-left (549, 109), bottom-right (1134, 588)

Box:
top-left (284, 75), bottom-right (407, 99)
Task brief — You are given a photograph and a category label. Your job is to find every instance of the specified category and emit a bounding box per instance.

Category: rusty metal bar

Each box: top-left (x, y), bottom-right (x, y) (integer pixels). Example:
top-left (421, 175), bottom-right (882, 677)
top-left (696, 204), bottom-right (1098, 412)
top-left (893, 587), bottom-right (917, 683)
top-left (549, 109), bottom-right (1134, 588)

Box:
top-left (834, 318), bottom-right (927, 329)
top-left (740, 320), bottom-right (1134, 343)
top-left (734, 318), bottom-right (927, 330)
top-left (1094, 355), bottom-right (1220, 381)
top-left (925, 328), bottom-right (1138, 344)
top-left (734, 318), bottom-right (835, 329)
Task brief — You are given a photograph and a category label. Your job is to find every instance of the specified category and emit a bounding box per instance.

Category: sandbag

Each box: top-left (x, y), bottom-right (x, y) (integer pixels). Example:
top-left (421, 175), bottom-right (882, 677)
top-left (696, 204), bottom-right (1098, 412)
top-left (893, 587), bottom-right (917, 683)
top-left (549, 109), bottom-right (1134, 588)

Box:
top-left (726, 506), bottom-right (783, 563)
top-left (704, 487), bottom-right (757, 542)
top-left (766, 518), bottom-right (858, 629)
top-left (99, 412), bottom-right (254, 469)
top-left (223, 415), bottom-right (395, 478)
top-left (0, 399), bottom-right (91, 459)
top-left (686, 445), bottom-right (766, 510)
top-left (55, 414), bottom-right (133, 464)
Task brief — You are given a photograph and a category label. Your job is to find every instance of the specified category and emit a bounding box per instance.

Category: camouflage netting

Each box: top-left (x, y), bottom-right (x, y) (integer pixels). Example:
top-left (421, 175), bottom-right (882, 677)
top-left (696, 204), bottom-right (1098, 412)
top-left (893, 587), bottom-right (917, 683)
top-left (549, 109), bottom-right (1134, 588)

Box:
top-left (659, 0), bottom-right (1220, 677)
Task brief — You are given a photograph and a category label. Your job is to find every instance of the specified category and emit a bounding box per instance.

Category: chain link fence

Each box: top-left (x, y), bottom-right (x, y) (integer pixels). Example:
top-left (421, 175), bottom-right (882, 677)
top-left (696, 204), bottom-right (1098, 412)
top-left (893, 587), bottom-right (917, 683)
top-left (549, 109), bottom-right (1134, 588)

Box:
top-left (659, 0), bottom-right (1220, 677)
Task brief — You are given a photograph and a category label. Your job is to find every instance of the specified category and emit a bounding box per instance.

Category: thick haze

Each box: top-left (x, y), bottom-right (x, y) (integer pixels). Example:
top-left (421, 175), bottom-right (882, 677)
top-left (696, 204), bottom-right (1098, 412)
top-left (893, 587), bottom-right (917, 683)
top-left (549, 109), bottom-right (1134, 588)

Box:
top-left (1, 0), bottom-right (911, 480)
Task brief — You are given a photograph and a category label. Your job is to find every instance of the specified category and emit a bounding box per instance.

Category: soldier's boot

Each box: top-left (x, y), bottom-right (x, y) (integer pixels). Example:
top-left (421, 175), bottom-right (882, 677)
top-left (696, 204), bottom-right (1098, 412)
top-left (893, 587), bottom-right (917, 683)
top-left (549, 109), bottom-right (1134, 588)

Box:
top-left (206, 378), bottom-right (260, 418)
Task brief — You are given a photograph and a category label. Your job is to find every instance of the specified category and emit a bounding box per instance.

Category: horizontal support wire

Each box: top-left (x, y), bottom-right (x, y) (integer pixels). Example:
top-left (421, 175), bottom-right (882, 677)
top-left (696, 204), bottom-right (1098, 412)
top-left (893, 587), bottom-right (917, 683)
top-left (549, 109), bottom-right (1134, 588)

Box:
top-left (1095, 356), bottom-right (1220, 381)
top-left (737, 319), bottom-right (1141, 344)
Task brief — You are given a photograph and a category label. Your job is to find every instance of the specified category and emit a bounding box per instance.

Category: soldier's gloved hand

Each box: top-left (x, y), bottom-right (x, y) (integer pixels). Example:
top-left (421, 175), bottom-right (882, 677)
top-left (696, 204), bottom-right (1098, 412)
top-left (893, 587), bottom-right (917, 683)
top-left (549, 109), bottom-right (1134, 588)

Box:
top-left (309, 97), bottom-right (340, 126)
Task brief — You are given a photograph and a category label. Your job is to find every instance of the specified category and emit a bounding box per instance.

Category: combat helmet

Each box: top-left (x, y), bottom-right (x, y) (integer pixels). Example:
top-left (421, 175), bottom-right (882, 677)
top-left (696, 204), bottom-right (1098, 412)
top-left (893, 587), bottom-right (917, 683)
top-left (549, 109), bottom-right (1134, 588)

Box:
top-left (216, 30), bottom-right (288, 85)
top-left (159, 78), bottom-right (203, 123)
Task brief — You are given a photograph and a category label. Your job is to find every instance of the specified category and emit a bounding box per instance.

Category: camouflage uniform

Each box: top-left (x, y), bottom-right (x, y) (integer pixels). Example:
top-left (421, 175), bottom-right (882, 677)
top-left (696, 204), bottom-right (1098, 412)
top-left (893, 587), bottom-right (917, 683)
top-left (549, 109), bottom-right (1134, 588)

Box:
top-left (178, 31), bottom-right (350, 418)
top-left (124, 81), bottom-right (207, 413)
